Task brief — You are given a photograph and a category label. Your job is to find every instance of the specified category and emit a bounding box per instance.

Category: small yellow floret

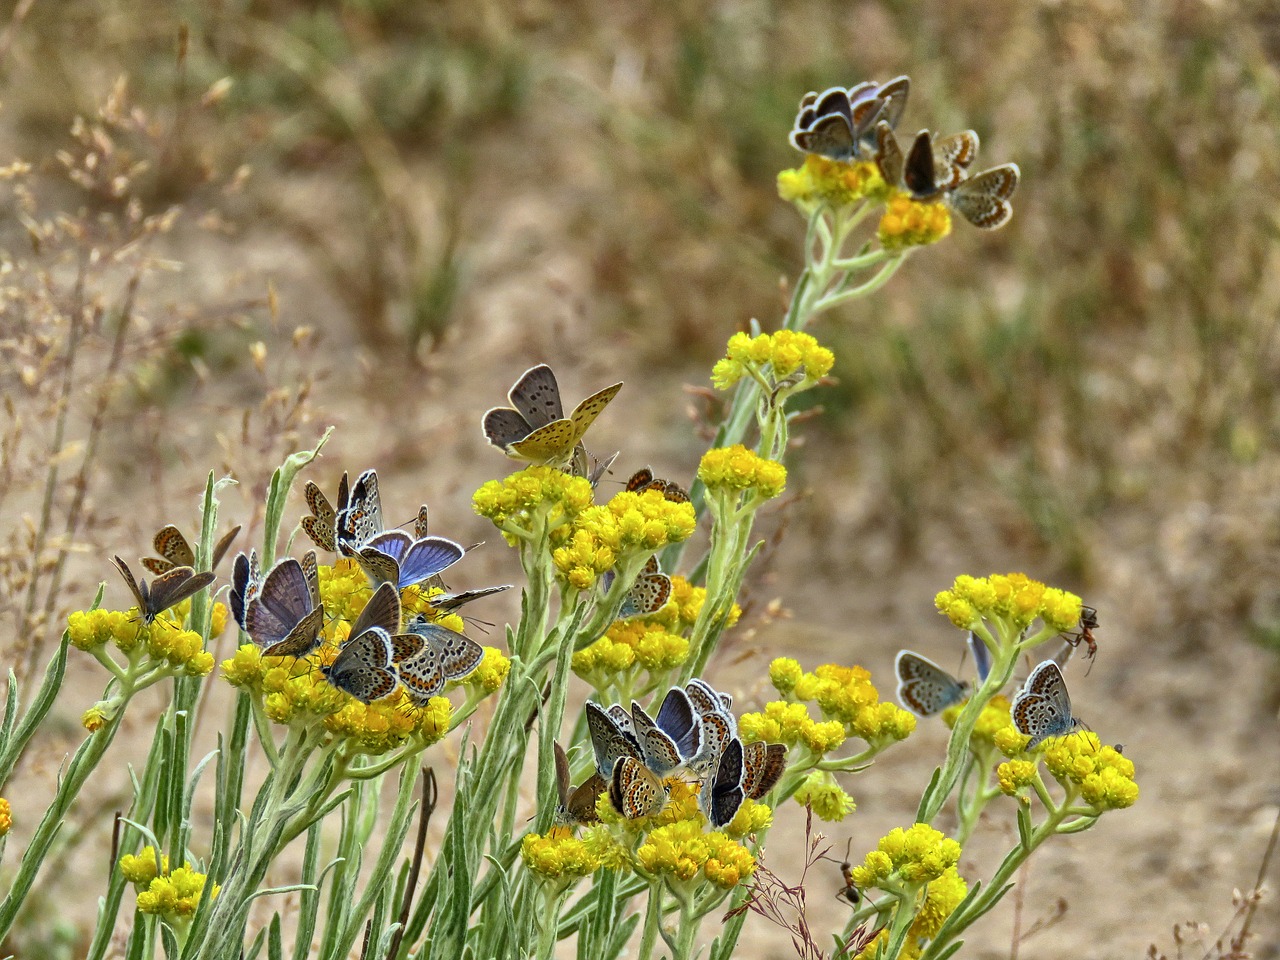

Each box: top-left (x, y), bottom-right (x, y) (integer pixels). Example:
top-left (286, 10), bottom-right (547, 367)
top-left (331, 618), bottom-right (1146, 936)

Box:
top-left (119, 846), bottom-right (169, 885)
top-left (466, 648), bottom-right (511, 694)
top-left (769, 657), bottom-right (803, 695)
top-left (997, 759), bottom-right (1039, 796)
top-left (0, 797), bottom-right (10, 836)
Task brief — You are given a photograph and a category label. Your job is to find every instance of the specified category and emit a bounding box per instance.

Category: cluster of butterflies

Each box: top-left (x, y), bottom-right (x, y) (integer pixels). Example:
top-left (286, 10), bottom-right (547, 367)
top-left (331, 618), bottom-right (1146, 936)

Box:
top-left (895, 607), bottom-right (1101, 749)
top-left (110, 465), bottom-right (518, 706)
top-left (555, 680), bottom-right (786, 830)
top-left (789, 75), bottom-right (1020, 231)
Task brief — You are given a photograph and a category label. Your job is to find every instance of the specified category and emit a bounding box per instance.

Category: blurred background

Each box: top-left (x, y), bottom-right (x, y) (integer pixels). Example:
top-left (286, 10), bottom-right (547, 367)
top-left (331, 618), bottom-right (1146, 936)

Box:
top-left (0, 1), bottom-right (1277, 956)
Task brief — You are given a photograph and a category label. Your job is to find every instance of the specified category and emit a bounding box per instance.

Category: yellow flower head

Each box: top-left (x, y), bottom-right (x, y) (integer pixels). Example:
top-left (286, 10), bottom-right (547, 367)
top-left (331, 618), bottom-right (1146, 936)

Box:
top-left (996, 759), bottom-right (1039, 796)
top-left (136, 865), bottom-right (217, 917)
top-left (698, 446), bottom-right (787, 500)
top-left (472, 466), bottom-right (594, 544)
top-left (850, 824), bottom-right (961, 889)
top-left (723, 798), bottom-right (773, 840)
top-left (81, 704), bottom-right (111, 732)
top-left (0, 797), bottom-right (10, 836)
top-left (792, 772), bottom-right (856, 822)
top-left (769, 657), bottom-right (803, 695)
top-left (777, 155), bottom-right (885, 210)
top-left (877, 190), bottom-right (952, 250)
top-left (1043, 734), bottom-right (1139, 811)
top-left (910, 866), bottom-right (968, 939)
top-left (145, 619), bottom-right (214, 676)
top-left (451, 646), bottom-right (508, 695)
top-left (935, 574), bottom-right (1083, 638)
top-left (67, 608), bottom-right (140, 652)
top-left (521, 831), bottom-right (600, 882)
top-left (711, 330), bottom-right (835, 393)
top-left (119, 845), bottom-right (170, 885)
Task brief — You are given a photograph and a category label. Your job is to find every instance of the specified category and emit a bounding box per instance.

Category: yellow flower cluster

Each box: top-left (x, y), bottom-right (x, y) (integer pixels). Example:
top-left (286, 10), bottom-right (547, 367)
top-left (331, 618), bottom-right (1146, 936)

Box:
top-left (136, 866), bottom-right (216, 917)
top-left (777, 155), bottom-right (886, 210)
top-left (697, 446), bottom-right (787, 500)
top-left (553, 494), bottom-right (696, 590)
top-left (776, 660), bottom-right (916, 747)
top-left (639, 576), bottom-right (735, 634)
top-left (0, 798), bottom-right (11, 836)
top-left (572, 621), bottom-right (688, 688)
top-left (120, 846), bottom-right (168, 884)
top-left (739, 701), bottom-right (846, 755)
top-left (1045, 734), bottom-right (1138, 810)
top-left (636, 820), bottom-right (756, 890)
top-left (722, 799), bottom-right (773, 839)
top-left (472, 466), bottom-right (595, 544)
top-left (462, 647), bottom-right (511, 694)
top-left (850, 824), bottom-right (961, 888)
top-left (850, 867), bottom-right (968, 960)
top-left (943, 695), bottom-right (1014, 749)
top-left (711, 330), bottom-right (835, 392)
top-left (997, 759), bottom-right (1038, 795)
top-left (120, 846), bottom-right (217, 918)
top-left (877, 191), bottom-right (952, 251)
top-left (317, 559), bottom-right (374, 625)
top-left (222, 643), bottom-right (451, 754)
top-left (67, 606), bottom-right (222, 675)
top-left (792, 772), bottom-right (856, 822)
top-left (936, 573), bottom-right (1082, 634)
top-left (521, 831), bottom-right (600, 882)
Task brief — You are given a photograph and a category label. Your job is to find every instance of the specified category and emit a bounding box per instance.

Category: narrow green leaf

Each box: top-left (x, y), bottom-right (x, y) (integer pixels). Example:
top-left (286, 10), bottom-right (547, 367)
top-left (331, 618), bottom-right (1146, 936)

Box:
top-left (268, 914), bottom-right (284, 960)
top-left (1017, 804), bottom-right (1033, 850)
top-left (290, 821), bottom-right (324, 960)
top-left (0, 636), bottom-right (69, 787)
top-left (915, 765), bottom-right (943, 823)
top-left (262, 429), bottom-right (332, 566)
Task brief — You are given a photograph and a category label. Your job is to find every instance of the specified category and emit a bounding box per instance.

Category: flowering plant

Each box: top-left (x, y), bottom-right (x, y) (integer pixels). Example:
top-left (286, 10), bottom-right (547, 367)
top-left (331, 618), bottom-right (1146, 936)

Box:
top-left (0, 74), bottom-right (1140, 960)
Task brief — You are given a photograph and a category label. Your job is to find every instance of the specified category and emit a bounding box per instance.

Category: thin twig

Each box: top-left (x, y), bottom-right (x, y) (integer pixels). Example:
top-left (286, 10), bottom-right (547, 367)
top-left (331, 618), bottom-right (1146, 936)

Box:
top-left (387, 768), bottom-right (438, 960)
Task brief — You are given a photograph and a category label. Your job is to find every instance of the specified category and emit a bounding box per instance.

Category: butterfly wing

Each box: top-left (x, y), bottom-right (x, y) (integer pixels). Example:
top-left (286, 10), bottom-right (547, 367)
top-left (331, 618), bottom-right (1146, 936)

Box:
top-left (323, 626), bottom-right (397, 703)
top-left (874, 75), bottom-right (911, 131)
top-left (426, 585), bottom-right (513, 613)
top-left (609, 757), bottom-right (667, 819)
top-left (586, 701), bottom-right (641, 777)
top-left (700, 737), bottom-right (745, 828)
top-left (146, 566), bottom-right (216, 621)
top-left (620, 572), bottom-right (672, 619)
top-left (652, 687), bottom-right (702, 761)
top-left (903, 130), bottom-right (940, 198)
top-left (508, 364), bottom-right (564, 428)
top-left (348, 581), bottom-right (402, 639)
top-left (396, 536), bottom-right (465, 588)
top-left (874, 121), bottom-right (904, 186)
top-left (741, 741), bottom-right (786, 799)
top-left (336, 469), bottom-right (384, 552)
top-left (409, 620), bottom-right (483, 679)
top-left (630, 700), bottom-right (684, 776)
top-left (949, 163), bottom-right (1019, 230)
top-left (246, 558), bottom-right (314, 649)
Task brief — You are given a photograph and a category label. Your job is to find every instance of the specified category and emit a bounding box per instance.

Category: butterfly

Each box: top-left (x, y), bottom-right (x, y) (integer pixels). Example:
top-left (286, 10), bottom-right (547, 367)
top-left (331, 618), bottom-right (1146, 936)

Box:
top-left (683, 678), bottom-right (738, 773)
top-left (630, 687), bottom-right (702, 776)
top-left (601, 556), bottom-right (673, 620)
top-left (111, 556), bottom-right (216, 625)
top-left (699, 737), bottom-right (745, 828)
top-left (1011, 660), bottom-right (1081, 749)
top-left (319, 582), bottom-right (404, 703)
top-left (585, 700), bottom-right (643, 778)
top-left (582, 449), bottom-right (620, 488)
top-left (874, 124), bottom-right (980, 198)
top-left (423, 584), bottom-right (513, 614)
top-left (228, 549), bottom-right (262, 630)
top-left (895, 650), bottom-right (970, 717)
top-left (244, 551), bottom-right (325, 658)
top-left (301, 473), bottom-right (350, 552)
top-left (609, 756), bottom-right (669, 820)
top-left (946, 163), bottom-right (1020, 230)
top-left (335, 471), bottom-right (466, 588)
top-left (553, 741), bottom-right (606, 825)
top-left (394, 613), bottom-right (485, 703)
top-left (740, 741), bottom-right (786, 799)
top-left (482, 364), bottom-right (623, 469)
top-left (625, 467), bottom-right (690, 504)
top-left (141, 524), bottom-right (241, 575)
top-left (789, 76), bottom-right (910, 162)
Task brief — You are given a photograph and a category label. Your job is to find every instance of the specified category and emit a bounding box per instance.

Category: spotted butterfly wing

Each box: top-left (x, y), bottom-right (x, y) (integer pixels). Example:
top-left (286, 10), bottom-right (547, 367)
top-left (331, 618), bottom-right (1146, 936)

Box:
top-left (322, 626), bottom-right (398, 703)
top-left (740, 741), bottom-right (786, 799)
top-left (700, 737), bottom-right (745, 828)
top-left (895, 650), bottom-right (968, 717)
top-left (609, 756), bottom-right (668, 819)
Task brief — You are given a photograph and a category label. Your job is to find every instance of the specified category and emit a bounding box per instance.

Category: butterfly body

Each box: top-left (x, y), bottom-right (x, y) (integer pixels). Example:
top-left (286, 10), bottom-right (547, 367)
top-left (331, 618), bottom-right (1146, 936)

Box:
top-left (301, 473), bottom-right (350, 552)
top-left (111, 557), bottom-right (216, 625)
top-left (244, 552), bottom-right (324, 658)
top-left (395, 614), bottom-right (484, 703)
top-left (554, 742), bottom-right (605, 825)
top-left (699, 737), bottom-right (745, 828)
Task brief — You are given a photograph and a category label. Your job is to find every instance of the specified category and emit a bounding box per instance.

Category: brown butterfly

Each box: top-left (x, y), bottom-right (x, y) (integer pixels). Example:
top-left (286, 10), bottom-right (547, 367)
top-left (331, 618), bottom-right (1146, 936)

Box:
top-left (111, 556), bottom-right (216, 625)
top-left (141, 524), bottom-right (241, 576)
top-left (625, 467), bottom-right (690, 504)
top-left (301, 473), bottom-right (350, 553)
top-left (554, 741), bottom-right (606, 825)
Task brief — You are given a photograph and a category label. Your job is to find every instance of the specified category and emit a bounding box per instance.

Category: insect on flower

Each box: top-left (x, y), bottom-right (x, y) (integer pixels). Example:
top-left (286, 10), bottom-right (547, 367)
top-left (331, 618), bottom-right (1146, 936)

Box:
top-left (789, 76), bottom-right (910, 162)
top-left (482, 364), bottom-right (623, 469)
top-left (111, 556), bottom-right (216, 626)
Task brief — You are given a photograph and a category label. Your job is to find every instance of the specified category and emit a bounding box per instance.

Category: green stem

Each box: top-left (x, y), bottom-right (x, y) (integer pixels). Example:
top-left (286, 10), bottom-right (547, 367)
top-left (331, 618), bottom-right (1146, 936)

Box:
top-left (636, 882), bottom-right (665, 960)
